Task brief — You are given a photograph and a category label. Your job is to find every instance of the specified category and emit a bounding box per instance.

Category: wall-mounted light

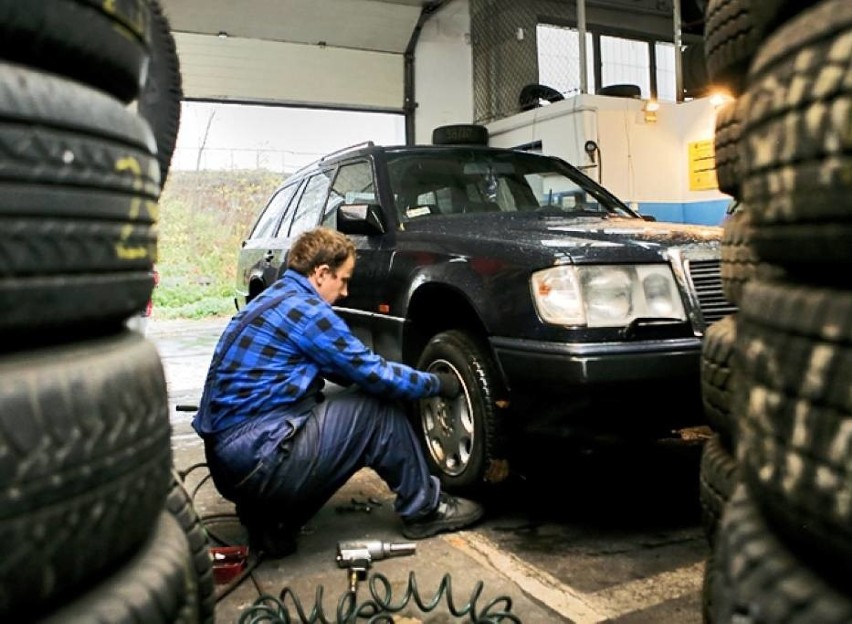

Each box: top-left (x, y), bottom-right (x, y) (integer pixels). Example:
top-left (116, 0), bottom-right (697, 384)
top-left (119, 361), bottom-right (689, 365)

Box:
top-left (217, 31), bottom-right (229, 39)
top-left (642, 98), bottom-right (660, 123)
top-left (709, 89), bottom-right (734, 108)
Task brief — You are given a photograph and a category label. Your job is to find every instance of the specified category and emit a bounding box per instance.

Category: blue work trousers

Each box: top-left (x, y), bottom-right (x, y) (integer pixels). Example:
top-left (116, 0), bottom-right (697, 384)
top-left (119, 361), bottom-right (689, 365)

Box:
top-left (204, 388), bottom-right (441, 530)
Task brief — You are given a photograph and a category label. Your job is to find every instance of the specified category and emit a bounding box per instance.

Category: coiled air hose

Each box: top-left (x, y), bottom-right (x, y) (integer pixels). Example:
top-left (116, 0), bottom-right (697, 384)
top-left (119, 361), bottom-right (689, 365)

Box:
top-left (237, 569), bottom-right (521, 623)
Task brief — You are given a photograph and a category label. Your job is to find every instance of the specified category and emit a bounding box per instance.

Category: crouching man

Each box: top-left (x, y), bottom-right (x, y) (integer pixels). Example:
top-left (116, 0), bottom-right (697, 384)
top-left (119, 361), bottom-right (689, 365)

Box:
top-left (192, 227), bottom-right (483, 556)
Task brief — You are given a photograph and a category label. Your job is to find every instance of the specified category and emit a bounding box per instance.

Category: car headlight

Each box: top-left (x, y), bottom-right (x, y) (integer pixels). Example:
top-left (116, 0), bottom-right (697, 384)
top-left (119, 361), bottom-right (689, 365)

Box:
top-left (531, 264), bottom-right (686, 327)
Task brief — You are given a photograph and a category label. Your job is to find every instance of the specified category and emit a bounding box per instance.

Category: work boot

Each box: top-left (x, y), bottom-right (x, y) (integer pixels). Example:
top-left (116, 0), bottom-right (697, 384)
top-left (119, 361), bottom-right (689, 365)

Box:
top-left (246, 520), bottom-right (298, 559)
top-left (401, 493), bottom-right (484, 539)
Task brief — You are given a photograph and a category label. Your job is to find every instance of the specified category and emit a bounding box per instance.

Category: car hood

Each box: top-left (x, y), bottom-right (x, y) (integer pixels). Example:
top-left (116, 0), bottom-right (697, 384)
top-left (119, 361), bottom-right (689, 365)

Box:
top-left (401, 212), bottom-right (723, 264)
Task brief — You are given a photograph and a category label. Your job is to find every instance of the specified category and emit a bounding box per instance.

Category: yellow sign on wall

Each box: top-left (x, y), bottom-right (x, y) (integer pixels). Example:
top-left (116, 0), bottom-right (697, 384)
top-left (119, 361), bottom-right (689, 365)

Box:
top-left (688, 140), bottom-right (718, 191)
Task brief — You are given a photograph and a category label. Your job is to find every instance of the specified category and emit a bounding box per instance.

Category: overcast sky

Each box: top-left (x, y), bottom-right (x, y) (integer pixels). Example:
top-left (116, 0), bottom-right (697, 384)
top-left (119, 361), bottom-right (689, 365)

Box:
top-left (171, 101), bottom-right (405, 172)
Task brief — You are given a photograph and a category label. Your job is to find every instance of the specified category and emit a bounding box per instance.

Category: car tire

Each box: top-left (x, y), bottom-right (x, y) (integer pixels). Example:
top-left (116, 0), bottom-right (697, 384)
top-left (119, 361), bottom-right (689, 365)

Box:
top-left (711, 484), bottom-right (852, 624)
top-left (431, 124), bottom-right (489, 146)
top-left (713, 97), bottom-right (745, 199)
top-left (701, 313), bottom-right (738, 450)
top-left (0, 332), bottom-right (172, 617)
top-left (0, 63), bottom-right (160, 339)
top-left (720, 208), bottom-right (783, 307)
top-left (704, 0), bottom-right (762, 94)
top-left (166, 475), bottom-right (215, 624)
top-left (737, 279), bottom-right (852, 577)
top-left (415, 330), bottom-right (505, 493)
top-left (138, 0), bottom-right (183, 187)
top-left (739, 0), bottom-right (852, 267)
top-left (0, 0), bottom-right (150, 103)
top-left (39, 512), bottom-right (199, 624)
top-left (699, 434), bottom-right (739, 546)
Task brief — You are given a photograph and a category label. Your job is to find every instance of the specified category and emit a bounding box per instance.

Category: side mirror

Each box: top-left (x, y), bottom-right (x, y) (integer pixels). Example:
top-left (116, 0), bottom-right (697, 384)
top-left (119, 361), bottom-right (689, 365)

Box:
top-left (337, 203), bottom-right (386, 235)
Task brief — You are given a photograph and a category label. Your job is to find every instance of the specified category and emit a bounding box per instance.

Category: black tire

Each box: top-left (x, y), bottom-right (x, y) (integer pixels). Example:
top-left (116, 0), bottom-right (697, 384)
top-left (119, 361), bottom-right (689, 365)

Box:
top-left (415, 330), bottom-right (506, 492)
top-left (40, 512), bottom-right (199, 624)
top-left (738, 0), bottom-right (852, 266)
top-left (711, 484), bottom-right (852, 624)
top-left (518, 83), bottom-right (564, 111)
top-left (0, 63), bottom-right (160, 337)
top-left (699, 434), bottom-right (739, 546)
top-left (702, 553), bottom-right (715, 624)
top-left (704, 0), bottom-right (822, 94)
top-left (166, 475), bottom-right (215, 624)
top-left (0, 0), bottom-right (150, 102)
top-left (704, 0), bottom-right (761, 94)
top-left (432, 124), bottom-right (489, 146)
top-left (749, 0), bottom-right (824, 42)
top-left (713, 97), bottom-right (745, 198)
top-left (596, 84), bottom-right (641, 98)
top-left (0, 332), bottom-right (172, 617)
top-left (736, 280), bottom-right (852, 576)
top-left (720, 208), bottom-right (783, 306)
top-left (701, 314), bottom-right (738, 450)
top-left (139, 0), bottom-right (183, 187)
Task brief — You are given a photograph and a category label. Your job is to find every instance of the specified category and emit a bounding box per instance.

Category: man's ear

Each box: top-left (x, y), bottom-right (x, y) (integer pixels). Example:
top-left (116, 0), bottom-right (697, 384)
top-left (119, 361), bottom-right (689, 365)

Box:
top-left (314, 264), bottom-right (332, 281)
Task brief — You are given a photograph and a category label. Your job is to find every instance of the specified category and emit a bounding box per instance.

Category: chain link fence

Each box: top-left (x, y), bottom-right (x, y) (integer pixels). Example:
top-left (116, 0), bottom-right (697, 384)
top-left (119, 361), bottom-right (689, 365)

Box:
top-left (470, 0), bottom-right (685, 124)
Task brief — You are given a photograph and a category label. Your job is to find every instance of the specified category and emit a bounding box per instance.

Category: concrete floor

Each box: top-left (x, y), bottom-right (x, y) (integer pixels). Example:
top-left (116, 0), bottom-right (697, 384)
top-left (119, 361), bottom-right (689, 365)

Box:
top-left (153, 316), bottom-right (708, 624)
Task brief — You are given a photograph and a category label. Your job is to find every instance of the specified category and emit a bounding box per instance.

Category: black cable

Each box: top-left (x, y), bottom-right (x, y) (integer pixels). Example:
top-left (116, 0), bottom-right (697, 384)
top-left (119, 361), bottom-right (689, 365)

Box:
top-left (175, 461), bottom-right (263, 601)
top-left (236, 570), bottom-right (521, 623)
top-left (181, 464), bottom-right (521, 622)
top-left (177, 461), bottom-right (209, 480)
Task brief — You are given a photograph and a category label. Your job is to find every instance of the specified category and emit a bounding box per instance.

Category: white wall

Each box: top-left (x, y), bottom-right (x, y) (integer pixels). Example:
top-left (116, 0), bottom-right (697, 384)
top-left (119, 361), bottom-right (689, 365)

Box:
top-left (487, 94), bottom-right (732, 224)
top-left (401, 0), bottom-right (730, 225)
top-left (413, 0), bottom-right (474, 144)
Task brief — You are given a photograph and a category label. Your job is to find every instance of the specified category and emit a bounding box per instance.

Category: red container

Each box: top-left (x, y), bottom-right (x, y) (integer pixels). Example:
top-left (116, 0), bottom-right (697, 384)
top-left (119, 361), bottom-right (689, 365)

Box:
top-left (210, 545), bottom-right (248, 584)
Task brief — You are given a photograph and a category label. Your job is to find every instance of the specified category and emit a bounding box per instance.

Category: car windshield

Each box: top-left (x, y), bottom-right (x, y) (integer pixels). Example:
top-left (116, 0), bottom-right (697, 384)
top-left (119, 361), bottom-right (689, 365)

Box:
top-left (386, 148), bottom-right (635, 223)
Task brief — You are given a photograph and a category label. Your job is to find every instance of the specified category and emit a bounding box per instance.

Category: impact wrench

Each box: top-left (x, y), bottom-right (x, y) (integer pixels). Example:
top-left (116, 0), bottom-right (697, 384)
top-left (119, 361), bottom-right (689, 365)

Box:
top-left (336, 540), bottom-right (416, 596)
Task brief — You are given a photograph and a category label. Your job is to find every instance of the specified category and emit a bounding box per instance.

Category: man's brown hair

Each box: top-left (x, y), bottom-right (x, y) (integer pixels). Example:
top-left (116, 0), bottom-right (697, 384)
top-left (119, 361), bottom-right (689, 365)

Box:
top-left (287, 227), bottom-right (356, 276)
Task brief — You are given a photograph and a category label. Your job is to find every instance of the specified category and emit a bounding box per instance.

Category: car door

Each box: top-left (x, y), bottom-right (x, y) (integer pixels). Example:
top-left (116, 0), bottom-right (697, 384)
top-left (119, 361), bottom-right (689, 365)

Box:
top-left (236, 180), bottom-right (301, 307)
top-left (321, 159), bottom-right (394, 353)
top-left (266, 171), bottom-right (332, 286)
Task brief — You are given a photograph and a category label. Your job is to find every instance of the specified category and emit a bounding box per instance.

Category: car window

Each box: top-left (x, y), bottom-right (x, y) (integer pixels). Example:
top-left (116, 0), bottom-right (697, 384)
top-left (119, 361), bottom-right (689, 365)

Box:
top-left (386, 150), bottom-right (634, 220)
top-left (322, 161), bottom-right (376, 228)
top-left (287, 170), bottom-right (333, 238)
top-left (249, 183), bottom-right (298, 239)
top-left (525, 172), bottom-right (602, 212)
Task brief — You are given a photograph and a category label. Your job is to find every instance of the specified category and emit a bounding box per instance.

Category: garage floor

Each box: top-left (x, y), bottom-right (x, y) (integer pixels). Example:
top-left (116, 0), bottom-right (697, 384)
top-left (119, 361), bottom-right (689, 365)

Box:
top-left (155, 317), bottom-right (708, 623)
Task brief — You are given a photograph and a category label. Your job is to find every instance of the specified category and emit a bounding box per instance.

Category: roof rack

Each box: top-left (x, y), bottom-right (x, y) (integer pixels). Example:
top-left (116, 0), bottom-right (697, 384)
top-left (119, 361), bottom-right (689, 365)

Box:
top-left (320, 141), bottom-right (375, 162)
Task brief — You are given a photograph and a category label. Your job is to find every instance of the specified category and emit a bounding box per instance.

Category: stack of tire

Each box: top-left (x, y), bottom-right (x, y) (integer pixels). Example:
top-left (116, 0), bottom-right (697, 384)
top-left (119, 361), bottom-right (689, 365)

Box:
top-left (700, 0), bottom-right (852, 621)
top-left (0, 1), bottom-right (214, 622)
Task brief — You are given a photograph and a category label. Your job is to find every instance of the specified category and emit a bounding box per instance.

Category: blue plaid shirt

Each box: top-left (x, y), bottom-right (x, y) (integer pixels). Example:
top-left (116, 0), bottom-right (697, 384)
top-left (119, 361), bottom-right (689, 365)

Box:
top-left (193, 269), bottom-right (441, 436)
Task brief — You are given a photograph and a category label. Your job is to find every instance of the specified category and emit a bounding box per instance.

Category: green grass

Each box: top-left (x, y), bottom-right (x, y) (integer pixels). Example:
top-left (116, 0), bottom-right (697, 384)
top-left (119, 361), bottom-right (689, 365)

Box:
top-left (152, 169), bottom-right (283, 319)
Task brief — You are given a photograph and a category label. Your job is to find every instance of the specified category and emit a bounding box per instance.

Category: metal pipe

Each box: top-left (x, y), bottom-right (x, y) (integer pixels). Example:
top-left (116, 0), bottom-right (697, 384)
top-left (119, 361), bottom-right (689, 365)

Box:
top-left (578, 0), bottom-right (588, 94)
top-left (404, 1), bottom-right (450, 145)
top-left (673, 0), bottom-right (683, 101)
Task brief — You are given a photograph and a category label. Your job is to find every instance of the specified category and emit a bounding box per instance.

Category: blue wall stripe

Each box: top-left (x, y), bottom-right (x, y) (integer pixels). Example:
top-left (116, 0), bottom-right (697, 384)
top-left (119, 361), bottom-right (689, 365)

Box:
top-left (637, 200), bottom-right (731, 226)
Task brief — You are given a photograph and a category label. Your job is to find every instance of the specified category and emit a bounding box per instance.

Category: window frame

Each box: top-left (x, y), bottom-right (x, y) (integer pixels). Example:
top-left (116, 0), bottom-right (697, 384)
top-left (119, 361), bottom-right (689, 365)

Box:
top-left (536, 19), bottom-right (678, 100)
top-left (285, 169), bottom-right (335, 239)
top-left (248, 180), bottom-right (301, 240)
top-left (321, 159), bottom-right (378, 228)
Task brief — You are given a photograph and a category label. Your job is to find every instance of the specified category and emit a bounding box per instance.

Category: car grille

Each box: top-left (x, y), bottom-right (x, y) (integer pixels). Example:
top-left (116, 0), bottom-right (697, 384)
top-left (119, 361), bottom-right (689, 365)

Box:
top-left (687, 259), bottom-right (737, 328)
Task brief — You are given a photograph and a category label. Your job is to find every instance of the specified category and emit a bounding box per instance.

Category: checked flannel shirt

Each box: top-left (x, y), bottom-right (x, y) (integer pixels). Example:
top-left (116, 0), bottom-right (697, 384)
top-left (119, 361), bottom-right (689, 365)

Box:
top-left (192, 269), bottom-right (442, 437)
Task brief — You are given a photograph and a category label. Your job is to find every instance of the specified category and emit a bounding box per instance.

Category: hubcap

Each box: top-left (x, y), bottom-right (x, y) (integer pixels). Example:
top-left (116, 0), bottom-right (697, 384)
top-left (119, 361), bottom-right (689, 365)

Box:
top-left (421, 359), bottom-right (473, 477)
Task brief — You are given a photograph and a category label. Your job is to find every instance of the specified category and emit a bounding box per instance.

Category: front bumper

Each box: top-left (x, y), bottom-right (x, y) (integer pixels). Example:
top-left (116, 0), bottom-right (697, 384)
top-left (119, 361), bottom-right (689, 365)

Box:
top-left (490, 336), bottom-right (702, 388)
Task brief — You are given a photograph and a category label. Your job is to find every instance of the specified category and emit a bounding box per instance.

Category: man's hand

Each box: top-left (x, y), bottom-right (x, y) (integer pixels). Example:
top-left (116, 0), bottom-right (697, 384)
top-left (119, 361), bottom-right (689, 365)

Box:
top-left (434, 372), bottom-right (461, 399)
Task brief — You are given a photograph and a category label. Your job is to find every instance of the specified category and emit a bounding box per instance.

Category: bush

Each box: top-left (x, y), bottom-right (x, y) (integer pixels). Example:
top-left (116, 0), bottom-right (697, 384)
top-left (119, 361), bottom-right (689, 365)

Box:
top-left (152, 169), bottom-right (284, 319)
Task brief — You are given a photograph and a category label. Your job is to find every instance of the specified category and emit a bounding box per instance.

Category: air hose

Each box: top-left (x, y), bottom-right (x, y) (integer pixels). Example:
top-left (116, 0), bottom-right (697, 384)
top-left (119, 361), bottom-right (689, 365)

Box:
top-left (237, 570), bottom-right (521, 623)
